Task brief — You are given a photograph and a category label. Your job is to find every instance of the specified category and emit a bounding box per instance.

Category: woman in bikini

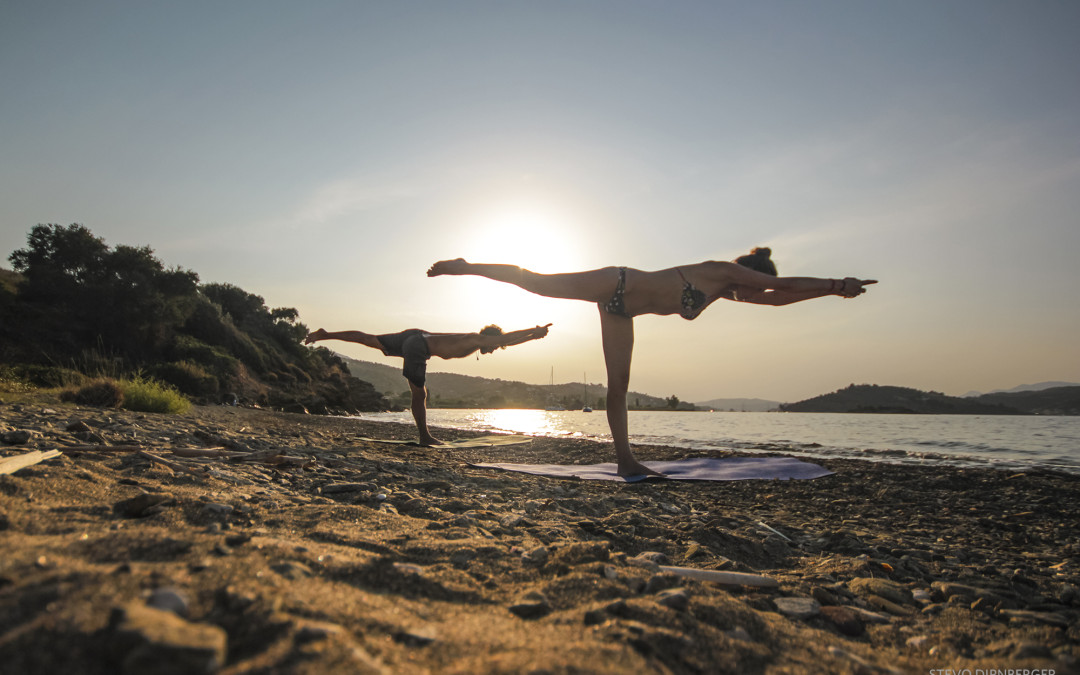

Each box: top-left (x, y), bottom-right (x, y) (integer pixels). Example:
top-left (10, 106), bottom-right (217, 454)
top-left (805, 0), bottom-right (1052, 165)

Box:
top-left (305, 323), bottom-right (551, 446)
top-left (427, 248), bottom-right (876, 477)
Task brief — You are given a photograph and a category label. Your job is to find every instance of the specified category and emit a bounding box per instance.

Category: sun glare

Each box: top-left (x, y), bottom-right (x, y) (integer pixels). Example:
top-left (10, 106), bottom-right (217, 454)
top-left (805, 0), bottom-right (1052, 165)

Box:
top-left (463, 206), bottom-right (582, 271)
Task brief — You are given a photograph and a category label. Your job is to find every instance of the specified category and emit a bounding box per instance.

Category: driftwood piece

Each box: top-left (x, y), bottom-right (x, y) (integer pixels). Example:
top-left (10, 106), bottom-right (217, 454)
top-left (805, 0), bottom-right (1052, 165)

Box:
top-left (60, 444), bottom-right (145, 453)
top-left (658, 565), bottom-right (779, 588)
top-left (169, 447), bottom-right (244, 459)
top-left (0, 450), bottom-right (63, 475)
top-left (137, 450), bottom-right (208, 477)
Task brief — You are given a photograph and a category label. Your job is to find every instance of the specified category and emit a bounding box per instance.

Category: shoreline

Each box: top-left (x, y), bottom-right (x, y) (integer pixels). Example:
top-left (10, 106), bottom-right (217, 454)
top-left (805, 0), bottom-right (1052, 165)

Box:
top-left (1, 403), bottom-right (1077, 673)
top-left (355, 408), bottom-right (1080, 478)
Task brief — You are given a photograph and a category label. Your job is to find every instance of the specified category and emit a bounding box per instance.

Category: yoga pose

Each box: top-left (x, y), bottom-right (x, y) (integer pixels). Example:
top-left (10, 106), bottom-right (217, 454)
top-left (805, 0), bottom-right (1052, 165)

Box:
top-left (428, 248), bottom-right (876, 476)
top-left (305, 324), bottom-right (551, 445)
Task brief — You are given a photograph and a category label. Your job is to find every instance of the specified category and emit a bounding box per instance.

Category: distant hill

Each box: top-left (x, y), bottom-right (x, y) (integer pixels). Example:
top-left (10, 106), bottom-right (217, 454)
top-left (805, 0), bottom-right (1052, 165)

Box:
top-left (781, 384), bottom-right (1024, 415)
top-left (695, 397), bottom-right (780, 412)
top-left (340, 355), bottom-right (695, 410)
top-left (962, 381), bottom-right (1080, 397)
top-left (972, 386), bottom-right (1080, 416)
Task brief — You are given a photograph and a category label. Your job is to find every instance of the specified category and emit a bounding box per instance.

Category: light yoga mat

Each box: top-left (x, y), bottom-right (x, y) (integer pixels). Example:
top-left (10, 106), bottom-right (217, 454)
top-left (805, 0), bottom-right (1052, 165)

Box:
top-left (359, 434), bottom-right (533, 449)
top-left (470, 456), bottom-right (834, 483)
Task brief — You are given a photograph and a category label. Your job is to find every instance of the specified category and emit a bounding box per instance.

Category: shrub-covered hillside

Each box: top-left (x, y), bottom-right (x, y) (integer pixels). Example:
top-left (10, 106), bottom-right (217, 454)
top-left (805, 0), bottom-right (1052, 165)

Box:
top-left (0, 224), bottom-right (387, 413)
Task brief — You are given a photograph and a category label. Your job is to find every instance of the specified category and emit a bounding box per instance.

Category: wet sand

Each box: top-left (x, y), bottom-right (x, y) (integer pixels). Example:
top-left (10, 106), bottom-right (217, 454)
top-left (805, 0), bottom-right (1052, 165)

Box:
top-left (1, 402), bottom-right (1077, 674)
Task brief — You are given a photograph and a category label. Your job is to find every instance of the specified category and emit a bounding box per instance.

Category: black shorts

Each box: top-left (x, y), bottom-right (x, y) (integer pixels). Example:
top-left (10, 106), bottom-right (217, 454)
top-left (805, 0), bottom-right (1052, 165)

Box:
top-left (376, 329), bottom-right (431, 387)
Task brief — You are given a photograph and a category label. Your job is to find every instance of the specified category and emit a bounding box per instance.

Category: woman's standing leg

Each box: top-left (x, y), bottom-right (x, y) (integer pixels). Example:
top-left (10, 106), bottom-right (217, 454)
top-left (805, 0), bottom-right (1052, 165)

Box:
top-left (429, 259), bottom-right (619, 304)
top-left (598, 308), bottom-right (662, 477)
top-left (408, 381), bottom-right (442, 446)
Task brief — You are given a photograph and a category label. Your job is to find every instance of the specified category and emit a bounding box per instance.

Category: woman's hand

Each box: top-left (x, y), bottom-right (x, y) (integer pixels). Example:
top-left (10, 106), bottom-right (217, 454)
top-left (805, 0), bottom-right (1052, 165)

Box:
top-left (839, 278), bottom-right (877, 298)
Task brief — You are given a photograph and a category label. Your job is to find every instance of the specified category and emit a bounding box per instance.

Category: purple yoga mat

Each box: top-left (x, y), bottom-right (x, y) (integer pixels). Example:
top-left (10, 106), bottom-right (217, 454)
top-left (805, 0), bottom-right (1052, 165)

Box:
top-left (470, 456), bottom-right (834, 483)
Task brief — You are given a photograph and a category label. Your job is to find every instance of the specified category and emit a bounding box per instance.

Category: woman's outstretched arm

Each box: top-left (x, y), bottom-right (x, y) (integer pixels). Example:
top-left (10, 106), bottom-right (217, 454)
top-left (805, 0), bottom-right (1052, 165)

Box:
top-left (426, 324), bottom-right (552, 360)
top-left (737, 277), bottom-right (878, 306)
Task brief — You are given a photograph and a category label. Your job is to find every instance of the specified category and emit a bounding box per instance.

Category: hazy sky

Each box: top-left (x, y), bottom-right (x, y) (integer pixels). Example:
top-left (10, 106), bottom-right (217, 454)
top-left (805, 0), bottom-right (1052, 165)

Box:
top-left (3, 1), bottom-right (1078, 402)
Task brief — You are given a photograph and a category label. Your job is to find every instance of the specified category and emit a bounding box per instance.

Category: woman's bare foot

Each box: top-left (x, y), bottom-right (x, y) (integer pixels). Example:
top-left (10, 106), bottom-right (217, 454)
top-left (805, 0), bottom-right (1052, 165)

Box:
top-left (304, 328), bottom-right (328, 345)
top-left (427, 258), bottom-right (470, 276)
top-left (617, 459), bottom-right (665, 478)
top-left (418, 435), bottom-right (445, 447)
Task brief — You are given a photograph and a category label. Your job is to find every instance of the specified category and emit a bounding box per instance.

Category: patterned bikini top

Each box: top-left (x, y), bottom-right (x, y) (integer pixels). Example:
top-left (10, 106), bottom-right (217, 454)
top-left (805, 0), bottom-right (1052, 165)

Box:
top-left (677, 268), bottom-right (708, 320)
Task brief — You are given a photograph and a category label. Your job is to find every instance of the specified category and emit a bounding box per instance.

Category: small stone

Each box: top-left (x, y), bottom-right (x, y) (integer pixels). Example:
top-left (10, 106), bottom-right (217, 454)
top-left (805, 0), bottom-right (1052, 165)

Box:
top-left (114, 493), bottom-right (174, 518)
top-left (865, 593), bottom-right (915, 616)
top-left (849, 578), bottom-right (913, 605)
top-left (295, 620), bottom-right (347, 644)
top-left (773, 596), bottom-right (821, 620)
top-left (201, 503), bottom-right (234, 516)
top-left (724, 626), bottom-right (753, 642)
top-left (509, 592), bottom-right (550, 619)
top-left (820, 606), bottom-right (864, 637)
top-left (521, 547), bottom-right (548, 565)
top-left (656, 588), bottom-right (690, 611)
top-left (271, 561), bottom-right (313, 580)
top-left (146, 588), bottom-right (189, 618)
top-left (394, 625), bottom-right (437, 647)
top-left (906, 635), bottom-right (931, 649)
top-left (1, 430), bottom-right (32, 445)
top-left (108, 603), bottom-right (227, 675)
top-left (322, 482), bottom-right (377, 494)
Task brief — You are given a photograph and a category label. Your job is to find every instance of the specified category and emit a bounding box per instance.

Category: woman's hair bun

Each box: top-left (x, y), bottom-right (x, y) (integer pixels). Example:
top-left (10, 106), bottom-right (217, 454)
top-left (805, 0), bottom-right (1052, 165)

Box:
top-left (751, 247), bottom-right (772, 258)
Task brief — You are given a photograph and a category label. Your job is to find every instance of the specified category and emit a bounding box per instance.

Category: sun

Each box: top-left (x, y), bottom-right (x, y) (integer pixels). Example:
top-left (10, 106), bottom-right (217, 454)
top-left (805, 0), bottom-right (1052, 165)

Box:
top-left (462, 206), bottom-right (583, 272)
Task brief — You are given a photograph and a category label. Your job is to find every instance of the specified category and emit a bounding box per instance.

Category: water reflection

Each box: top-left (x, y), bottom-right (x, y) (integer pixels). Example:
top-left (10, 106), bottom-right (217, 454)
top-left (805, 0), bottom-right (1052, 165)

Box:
top-left (469, 409), bottom-right (583, 437)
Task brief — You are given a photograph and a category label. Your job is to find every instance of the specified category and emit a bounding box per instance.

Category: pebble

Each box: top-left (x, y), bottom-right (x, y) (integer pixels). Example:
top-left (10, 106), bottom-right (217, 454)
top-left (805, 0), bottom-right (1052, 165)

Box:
top-left (819, 605), bottom-right (864, 636)
top-left (773, 596), bottom-right (821, 620)
top-left (108, 603), bottom-right (227, 675)
top-left (508, 592), bottom-right (551, 619)
top-left (113, 493), bottom-right (174, 518)
top-left (146, 588), bottom-right (189, 618)
top-left (656, 588), bottom-right (690, 611)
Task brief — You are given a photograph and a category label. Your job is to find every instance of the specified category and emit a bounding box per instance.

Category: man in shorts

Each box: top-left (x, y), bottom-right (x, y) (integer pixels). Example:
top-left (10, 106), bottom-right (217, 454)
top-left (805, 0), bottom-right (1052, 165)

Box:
top-left (304, 323), bottom-right (551, 445)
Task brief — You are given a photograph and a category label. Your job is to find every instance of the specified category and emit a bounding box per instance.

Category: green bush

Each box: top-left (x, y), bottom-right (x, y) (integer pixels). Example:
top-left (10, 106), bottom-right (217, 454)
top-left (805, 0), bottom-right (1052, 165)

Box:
top-left (150, 360), bottom-right (219, 399)
top-left (170, 335), bottom-right (240, 378)
top-left (120, 376), bottom-right (190, 414)
top-left (14, 364), bottom-right (87, 388)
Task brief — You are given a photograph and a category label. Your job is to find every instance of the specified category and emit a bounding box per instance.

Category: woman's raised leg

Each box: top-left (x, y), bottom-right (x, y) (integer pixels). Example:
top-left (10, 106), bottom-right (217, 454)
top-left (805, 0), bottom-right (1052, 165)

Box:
top-left (428, 259), bottom-right (620, 304)
top-left (598, 308), bottom-right (663, 477)
top-left (304, 329), bottom-right (383, 350)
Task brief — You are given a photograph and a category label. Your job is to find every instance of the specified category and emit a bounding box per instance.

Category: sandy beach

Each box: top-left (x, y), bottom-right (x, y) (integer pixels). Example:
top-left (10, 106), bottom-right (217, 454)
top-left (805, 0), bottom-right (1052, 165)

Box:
top-left (1, 402), bottom-right (1077, 674)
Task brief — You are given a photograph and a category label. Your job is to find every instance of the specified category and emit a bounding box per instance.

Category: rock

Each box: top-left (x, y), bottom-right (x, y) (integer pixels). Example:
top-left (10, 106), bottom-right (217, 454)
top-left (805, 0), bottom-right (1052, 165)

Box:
top-left (1, 430), bottom-right (32, 445)
top-left (271, 561), bottom-right (313, 580)
top-left (201, 503), bottom-right (234, 517)
top-left (114, 493), bottom-right (174, 518)
top-left (906, 635), bottom-right (931, 649)
top-left (508, 592), bottom-right (550, 619)
top-left (849, 578), bottom-right (913, 605)
top-left (811, 586), bottom-right (843, 606)
top-left (845, 606), bottom-right (892, 624)
top-left (521, 547), bottom-right (548, 565)
top-left (865, 594), bottom-right (915, 616)
top-left (294, 620), bottom-right (348, 643)
top-left (393, 625), bottom-right (437, 647)
top-left (773, 597), bottom-right (821, 620)
top-left (999, 609), bottom-right (1070, 627)
top-left (146, 588), bottom-right (189, 618)
top-left (322, 482), bottom-right (378, 494)
top-left (108, 603), bottom-right (227, 675)
top-left (656, 588), bottom-right (690, 611)
top-left (820, 605), bottom-right (864, 636)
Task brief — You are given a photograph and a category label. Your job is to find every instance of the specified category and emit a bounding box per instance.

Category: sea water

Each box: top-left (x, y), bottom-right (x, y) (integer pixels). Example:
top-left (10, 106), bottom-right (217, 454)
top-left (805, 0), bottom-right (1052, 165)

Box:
top-left (350, 409), bottom-right (1080, 476)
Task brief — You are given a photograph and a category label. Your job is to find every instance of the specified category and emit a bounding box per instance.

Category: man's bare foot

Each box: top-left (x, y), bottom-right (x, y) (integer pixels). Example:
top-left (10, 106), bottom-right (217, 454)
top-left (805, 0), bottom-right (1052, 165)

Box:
top-left (304, 328), bottom-right (328, 345)
top-left (617, 459), bottom-right (665, 478)
top-left (427, 258), bottom-right (469, 277)
top-left (418, 435), bottom-right (445, 447)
